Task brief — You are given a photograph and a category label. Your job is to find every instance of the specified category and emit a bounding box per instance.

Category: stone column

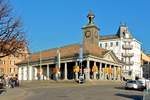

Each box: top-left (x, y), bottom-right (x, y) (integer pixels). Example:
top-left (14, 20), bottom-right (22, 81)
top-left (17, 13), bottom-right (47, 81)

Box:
top-left (117, 66), bottom-right (121, 80)
top-left (109, 65), bottom-right (112, 80)
top-left (34, 67), bottom-right (38, 80)
top-left (86, 60), bottom-right (90, 80)
top-left (64, 62), bottom-right (68, 80)
top-left (113, 66), bottom-right (116, 80)
top-left (47, 64), bottom-right (50, 80)
top-left (93, 62), bottom-right (97, 80)
top-left (40, 65), bottom-right (43, 80)
top-left (18, 67), bottom-right (22, 80)
top-left (99, 63), bottom-right (102, 80)
top-left (75, 62), bottom-right (79, 80)
top-left (23, 66), bottom-right (27, 80)
top-left (28, 66), bottom-right (32, 80)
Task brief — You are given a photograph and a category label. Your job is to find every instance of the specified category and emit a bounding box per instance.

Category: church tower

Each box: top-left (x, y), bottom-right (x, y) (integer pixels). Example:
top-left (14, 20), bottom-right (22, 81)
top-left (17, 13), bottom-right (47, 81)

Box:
top-left (82, 12), bottom-right (100, 46)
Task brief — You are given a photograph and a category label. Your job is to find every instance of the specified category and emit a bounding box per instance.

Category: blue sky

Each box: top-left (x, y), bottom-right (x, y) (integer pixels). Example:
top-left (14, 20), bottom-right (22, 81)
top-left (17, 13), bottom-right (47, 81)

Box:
top-left (11, 0), bottom-right (150, 53)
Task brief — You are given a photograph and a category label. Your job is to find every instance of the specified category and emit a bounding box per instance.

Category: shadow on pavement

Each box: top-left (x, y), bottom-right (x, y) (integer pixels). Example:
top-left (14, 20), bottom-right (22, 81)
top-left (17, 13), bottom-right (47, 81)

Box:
top-left (115, 93), bottom-right (143, 100)
top-left (0, 88), bottom-right (6, 95)
top-left (115, 87), bottom-right (144, 92)
top-left (114, 86), bottom-right (125, 90)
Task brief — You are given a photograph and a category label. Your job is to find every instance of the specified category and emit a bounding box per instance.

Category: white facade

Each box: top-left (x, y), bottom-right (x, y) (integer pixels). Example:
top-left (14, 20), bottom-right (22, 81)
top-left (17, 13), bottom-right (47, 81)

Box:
top-left (99, 25), bottom-right (142, 79)
top-left (18, 66), bottom-right (35, 80)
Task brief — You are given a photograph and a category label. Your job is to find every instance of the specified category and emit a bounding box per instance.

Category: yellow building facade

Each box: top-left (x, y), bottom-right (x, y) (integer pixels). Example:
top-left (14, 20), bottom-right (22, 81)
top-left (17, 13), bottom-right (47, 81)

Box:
top-left (0, 49), bottom-right (28, 76)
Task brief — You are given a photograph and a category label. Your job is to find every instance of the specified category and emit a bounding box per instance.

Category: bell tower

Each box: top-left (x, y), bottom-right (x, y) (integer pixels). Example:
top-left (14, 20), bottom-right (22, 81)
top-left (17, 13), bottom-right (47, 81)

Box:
top-left (82, 12), bottom-right (100, 46)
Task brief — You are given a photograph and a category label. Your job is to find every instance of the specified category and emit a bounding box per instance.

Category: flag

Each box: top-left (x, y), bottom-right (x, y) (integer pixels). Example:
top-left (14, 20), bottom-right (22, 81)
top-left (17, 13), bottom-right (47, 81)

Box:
top-left (79, 44), bottom-right (83, 63)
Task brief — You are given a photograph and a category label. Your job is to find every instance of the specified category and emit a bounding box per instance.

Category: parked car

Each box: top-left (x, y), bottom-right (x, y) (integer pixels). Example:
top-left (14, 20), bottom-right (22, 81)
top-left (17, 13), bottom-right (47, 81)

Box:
top-left (138, 78), bottom-right (150, 88)
top-left (125, 80), bottom-right (145, 90)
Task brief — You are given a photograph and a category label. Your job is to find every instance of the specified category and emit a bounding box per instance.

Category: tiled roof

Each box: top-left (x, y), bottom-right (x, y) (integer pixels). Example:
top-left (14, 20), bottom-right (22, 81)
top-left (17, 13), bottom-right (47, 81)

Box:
top-left (17, 43), bottom-right (108, 65)
top-left (83, 42), bottom-right (108, 57)
top-left (99, 34), bottom-right (120, 40)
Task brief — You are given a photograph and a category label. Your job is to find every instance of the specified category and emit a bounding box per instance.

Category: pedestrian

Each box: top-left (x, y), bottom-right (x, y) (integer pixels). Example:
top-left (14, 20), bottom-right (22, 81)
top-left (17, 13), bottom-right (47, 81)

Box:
top-left (15, 74), bottom-right (19, 87)
top-left (9, 77), bottom-right (15, 88)
top-left (5, 75), bottom-right (9, 87)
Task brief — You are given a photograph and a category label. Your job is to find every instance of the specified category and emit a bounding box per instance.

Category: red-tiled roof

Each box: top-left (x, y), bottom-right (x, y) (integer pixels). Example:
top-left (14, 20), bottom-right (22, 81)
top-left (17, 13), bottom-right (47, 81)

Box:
top-left (18, 43), bottom-right (108, 65)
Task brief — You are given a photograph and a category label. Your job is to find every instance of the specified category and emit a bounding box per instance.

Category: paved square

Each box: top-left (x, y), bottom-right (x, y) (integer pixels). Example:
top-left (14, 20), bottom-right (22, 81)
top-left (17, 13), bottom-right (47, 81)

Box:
top-left (0, 80), bottom-right (143, 100)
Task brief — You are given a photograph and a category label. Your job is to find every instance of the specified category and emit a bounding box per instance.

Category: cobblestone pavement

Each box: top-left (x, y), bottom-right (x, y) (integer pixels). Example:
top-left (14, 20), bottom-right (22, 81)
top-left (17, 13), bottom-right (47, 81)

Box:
top-left (0, 80), bottom-right (144, 100)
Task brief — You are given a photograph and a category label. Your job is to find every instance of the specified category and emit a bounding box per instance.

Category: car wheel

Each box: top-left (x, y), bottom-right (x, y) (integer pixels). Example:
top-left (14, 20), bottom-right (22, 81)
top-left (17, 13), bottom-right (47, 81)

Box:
top-left (125, 87), bottom-right (128, 90)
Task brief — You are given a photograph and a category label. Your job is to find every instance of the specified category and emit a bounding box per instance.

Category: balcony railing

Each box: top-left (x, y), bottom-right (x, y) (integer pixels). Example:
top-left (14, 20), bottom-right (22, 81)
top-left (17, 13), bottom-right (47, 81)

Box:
top-left (122, 53), bottom-right (134, 57)
top-left (123, 38), bottom-right (132, 42)
top-left (122, 44), bottom-right (133, 49)
top-left (125, 61), bottom-right (134, 65)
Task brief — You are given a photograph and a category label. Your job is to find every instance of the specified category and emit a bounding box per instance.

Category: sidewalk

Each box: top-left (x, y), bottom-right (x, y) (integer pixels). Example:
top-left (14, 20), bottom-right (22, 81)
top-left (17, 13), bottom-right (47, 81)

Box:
top-left (19, 79), bottom-right (124, 89)
top-left (0, 80), bottom-right (124, 100)
top-left (0, 87), bottom-right (27, 100)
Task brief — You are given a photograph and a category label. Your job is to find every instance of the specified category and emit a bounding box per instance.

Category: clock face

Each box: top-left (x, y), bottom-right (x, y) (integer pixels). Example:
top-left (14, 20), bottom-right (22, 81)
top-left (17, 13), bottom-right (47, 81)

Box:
top-left (85, 31), bottom-right (91, 38)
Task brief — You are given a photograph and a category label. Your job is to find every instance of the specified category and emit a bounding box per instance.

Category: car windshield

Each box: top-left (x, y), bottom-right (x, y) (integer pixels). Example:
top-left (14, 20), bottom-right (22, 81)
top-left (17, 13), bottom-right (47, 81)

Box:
top-left (137, 81), bottom-right (143, 84)
top-left (127, 80), bottom-right (136, 83)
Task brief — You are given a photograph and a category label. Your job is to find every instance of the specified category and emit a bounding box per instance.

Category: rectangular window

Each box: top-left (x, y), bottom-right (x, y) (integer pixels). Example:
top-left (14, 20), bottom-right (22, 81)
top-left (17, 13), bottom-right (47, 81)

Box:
top-left (105, 43), bottom-right (107, 48)
top-left (116, 42), bottom-right (119, 46)
top-left (121, 57), bottom-right (124, 61)
top-left (100, 43), bottom-right (102, 47)
top-left (110, 42), bottom-right (113, 47)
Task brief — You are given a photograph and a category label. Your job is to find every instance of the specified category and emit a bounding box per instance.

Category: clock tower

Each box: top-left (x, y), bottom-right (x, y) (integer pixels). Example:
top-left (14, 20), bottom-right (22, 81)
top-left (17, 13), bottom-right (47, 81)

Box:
top-left (82, 12), bottom-right (100, 47)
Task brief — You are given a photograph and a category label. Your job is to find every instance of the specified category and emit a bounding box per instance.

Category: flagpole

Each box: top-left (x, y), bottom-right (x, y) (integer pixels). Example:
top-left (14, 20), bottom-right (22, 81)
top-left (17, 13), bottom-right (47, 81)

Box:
top-left (57, 49), bottom-right (61, 80)
top-left (79, 44), bottom-right (83, 75)
top-left (40, 51), bottom-right (42, 80)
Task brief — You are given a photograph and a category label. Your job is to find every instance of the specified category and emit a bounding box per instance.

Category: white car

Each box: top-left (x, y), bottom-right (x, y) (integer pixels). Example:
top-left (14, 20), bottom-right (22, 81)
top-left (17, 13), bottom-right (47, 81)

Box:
top-left (125, 80), bottom-right (145, 90)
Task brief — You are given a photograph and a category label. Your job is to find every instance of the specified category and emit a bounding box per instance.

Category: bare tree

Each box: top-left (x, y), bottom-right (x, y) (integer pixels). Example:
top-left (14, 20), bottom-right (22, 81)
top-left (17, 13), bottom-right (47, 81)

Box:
top-left (0, 0), bottom-right (27, 58)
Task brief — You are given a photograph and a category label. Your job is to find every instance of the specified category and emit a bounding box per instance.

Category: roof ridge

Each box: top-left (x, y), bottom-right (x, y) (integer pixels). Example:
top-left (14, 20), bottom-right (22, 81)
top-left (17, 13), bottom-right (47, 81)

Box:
top-left (32, 43), bottom-right (80, 54)
top-left (100, 34), bottom-right (118, 37)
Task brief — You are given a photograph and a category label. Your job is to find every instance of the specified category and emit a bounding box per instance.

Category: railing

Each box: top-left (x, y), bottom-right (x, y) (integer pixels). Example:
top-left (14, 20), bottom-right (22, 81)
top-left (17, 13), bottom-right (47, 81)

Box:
top-left (125, 61), bottom-right (134, 65)
top-left (122, 44), bottom-right (133, 49)
top-left (123, 38), bottom-right (132, 42)
top-left (122, 53), bottom-right (134, 57)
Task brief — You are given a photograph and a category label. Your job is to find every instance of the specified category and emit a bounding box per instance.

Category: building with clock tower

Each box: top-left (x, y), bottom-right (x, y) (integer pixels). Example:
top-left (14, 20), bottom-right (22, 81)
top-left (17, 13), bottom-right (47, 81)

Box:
top-left (17, 12), bottom-right (123, 81)
top-left (82, 12), bottom-right (99, 47)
